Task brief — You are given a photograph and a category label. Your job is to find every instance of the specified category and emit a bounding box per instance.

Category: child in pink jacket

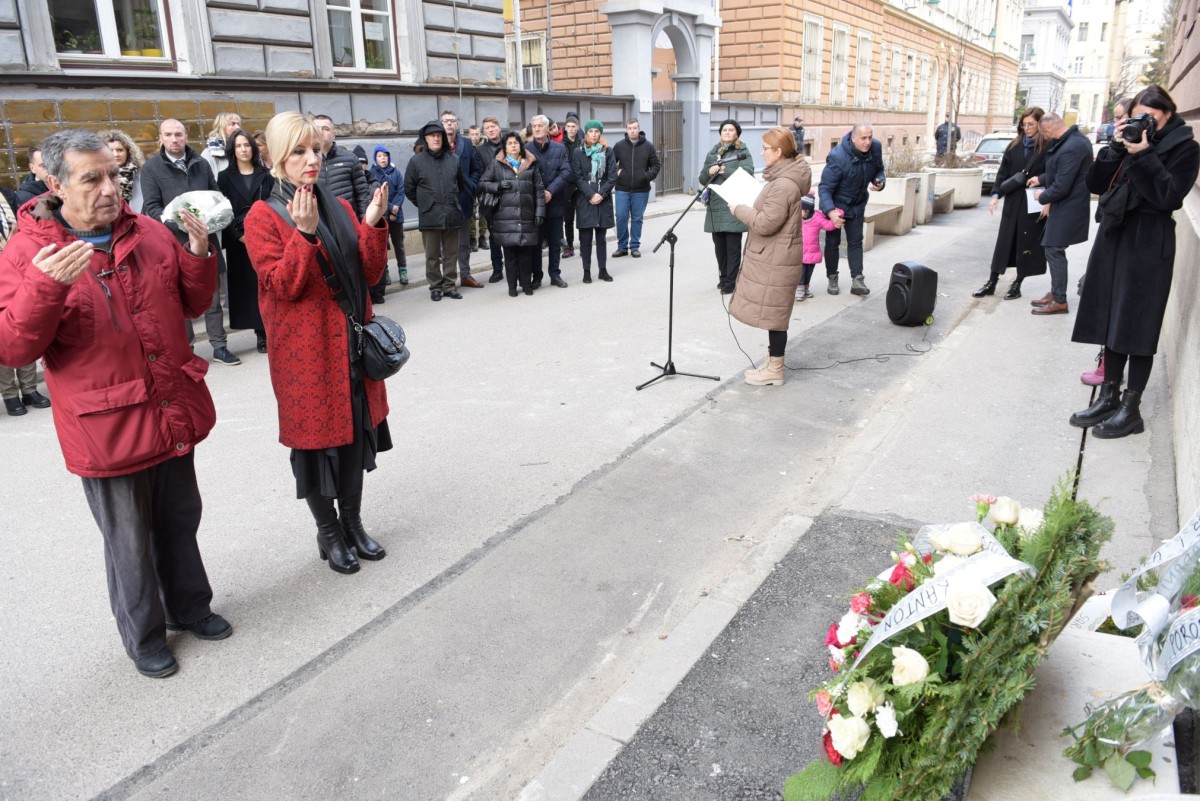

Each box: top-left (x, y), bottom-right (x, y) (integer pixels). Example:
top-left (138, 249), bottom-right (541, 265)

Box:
top-left (799, 194), bottom-right (837, 300)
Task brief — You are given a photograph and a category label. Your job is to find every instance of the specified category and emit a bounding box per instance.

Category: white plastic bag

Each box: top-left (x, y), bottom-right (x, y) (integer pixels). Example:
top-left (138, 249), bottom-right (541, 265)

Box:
top-left (160, 190), bottom-right (234, 234)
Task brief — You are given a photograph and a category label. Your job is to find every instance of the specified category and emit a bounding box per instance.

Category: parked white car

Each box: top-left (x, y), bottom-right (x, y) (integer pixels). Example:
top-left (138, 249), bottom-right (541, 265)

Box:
top-left (970, 132), bottom-right (1014, 194)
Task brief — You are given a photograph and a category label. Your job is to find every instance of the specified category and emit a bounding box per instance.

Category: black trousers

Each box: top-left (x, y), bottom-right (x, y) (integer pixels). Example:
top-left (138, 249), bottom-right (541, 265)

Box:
top-left (502, 245), bottom-right (536, 291)
top-left (579, 227), bottom-right (608, 271)
top-left (713, 232), bottom-right (742, 290)
top-left (563, 192), bottom-right (577, 247)
top-left (81, 452), bottom-right (214, 659)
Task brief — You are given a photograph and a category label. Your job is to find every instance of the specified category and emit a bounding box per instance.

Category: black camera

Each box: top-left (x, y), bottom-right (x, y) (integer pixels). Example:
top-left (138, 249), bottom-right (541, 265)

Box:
top-left (1121, 113), bottom-right (1157, 143)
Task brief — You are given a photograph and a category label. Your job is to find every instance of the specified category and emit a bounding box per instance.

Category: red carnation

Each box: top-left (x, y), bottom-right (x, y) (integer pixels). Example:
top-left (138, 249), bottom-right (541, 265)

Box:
top-left (889, 562), bottom-right (916, 590)
top-left (825, 623), bottom-right (839, 646)
top-left (850, 593), bottom-right (872, 614)
top-left (823, 730), bottom-right (843, 766)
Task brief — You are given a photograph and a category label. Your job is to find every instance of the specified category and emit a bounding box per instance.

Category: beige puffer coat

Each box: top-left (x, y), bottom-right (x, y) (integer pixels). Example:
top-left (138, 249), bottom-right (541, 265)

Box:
top-left (729, 158), bottom-right (812, 331)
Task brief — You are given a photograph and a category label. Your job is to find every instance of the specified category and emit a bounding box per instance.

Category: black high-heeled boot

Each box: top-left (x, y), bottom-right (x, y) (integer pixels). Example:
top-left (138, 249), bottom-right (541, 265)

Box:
top-left (306, 494), bottom-right (359, 574)
top-left (583, 267), bottom-right (592, 284)
top-left (1069, 381), bottom-right (1122, 428)
top-left (338, 492), bottom-right (386, 560)
top-left (1092, 389), bottom-right (1145, 439)
top-left (598, 268), bottom-right (613, 282)
top-left (972, 275), bottom-right (999, 298)
top-left (1003, 280), bottom-right (1022, 300)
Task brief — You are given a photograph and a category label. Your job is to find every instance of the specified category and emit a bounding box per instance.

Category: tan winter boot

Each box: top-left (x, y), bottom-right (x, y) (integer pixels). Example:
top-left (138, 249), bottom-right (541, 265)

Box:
top-left (744, 355), bottom-right (786, 386)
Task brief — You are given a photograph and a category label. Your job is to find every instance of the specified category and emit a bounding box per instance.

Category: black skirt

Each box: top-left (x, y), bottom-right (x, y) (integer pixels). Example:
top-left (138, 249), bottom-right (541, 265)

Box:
top-left (291, 368), bottom-right (392, 499)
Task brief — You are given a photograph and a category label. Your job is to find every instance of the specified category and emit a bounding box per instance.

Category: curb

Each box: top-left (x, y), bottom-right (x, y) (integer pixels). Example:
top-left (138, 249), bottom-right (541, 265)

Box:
top-left (512, 513), bottom-right (814, 801)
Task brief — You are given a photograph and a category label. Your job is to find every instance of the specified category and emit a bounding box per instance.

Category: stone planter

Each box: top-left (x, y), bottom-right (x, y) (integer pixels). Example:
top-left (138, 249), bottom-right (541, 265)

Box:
top-left (872, 174), bottom-right (919, 235)
top-left (925, 167), bottom-right (983, 208)
top-left (914, 171), bottom-right (935, 225)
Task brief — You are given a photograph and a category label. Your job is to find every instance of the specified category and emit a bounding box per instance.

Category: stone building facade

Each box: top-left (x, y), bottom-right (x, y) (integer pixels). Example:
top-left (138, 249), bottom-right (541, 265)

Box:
top-left (0, 0), bottom-right (631, 190)
top-left (512, 0), bottom-right (1023, 162)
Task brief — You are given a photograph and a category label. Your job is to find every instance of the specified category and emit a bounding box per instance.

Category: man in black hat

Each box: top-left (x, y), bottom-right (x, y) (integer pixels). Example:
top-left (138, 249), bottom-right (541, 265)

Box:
top-left (790, 116), bottom-right (806, 155)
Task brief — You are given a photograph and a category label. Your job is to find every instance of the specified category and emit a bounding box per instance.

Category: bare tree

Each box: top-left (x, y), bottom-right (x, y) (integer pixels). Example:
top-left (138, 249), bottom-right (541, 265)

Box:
top-left (1145, 0), bottom-right (1182, 87)
top-left (937, 0), bottom-right (992, 167)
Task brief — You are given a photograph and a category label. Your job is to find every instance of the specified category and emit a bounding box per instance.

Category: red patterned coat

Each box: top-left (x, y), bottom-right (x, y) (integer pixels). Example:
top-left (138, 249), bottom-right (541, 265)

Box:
top-left (243, 196), bottom-right (389, 449)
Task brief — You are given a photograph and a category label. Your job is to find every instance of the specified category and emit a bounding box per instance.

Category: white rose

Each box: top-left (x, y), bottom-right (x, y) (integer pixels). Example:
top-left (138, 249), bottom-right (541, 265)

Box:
top-left (827, 714), bottom-right (871, 759)
top-left (1017, 507), bottom-right (1044, 539)
top-left (891, 646), bottom-right (930, 686)
top-left (933, 554), bottom-right (963, 576)
top-left (946, 579), bottom-right (997, 628)
top-left (988, 496), bottom-right (1021, 526)
top-left (940, 523), bottom-right (983, 556)
top-left (828, 644), bottom-right (846, 666)
top-left (836, 611), bottom-right (864, 645)
top-left (875, 703), bottom-right (900, 738)
top-left (846, 678), bottom-right (886, 718)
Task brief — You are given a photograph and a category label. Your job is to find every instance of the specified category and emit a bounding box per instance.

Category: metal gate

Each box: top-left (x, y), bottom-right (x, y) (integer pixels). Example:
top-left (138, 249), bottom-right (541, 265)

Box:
top-left (652, 100), bottom-right (684, 195)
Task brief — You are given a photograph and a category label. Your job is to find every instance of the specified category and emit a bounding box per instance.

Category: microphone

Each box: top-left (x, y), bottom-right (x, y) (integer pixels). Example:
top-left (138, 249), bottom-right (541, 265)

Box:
top-left (715, 152), bottom-right (748, 166)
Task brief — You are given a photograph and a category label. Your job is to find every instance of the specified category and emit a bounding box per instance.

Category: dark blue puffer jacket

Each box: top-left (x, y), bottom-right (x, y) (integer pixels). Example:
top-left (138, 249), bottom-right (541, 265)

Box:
top-left (369, 145), bottom-right (405, 224)
top-left (526, 137), bottom-right (573, 216)
top-left (818, 131), bottom-right (886, 220)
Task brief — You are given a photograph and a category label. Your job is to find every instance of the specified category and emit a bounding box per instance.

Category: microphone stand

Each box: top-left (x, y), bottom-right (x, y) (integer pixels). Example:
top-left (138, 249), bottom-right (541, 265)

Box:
top-left (636, 186), bottom-right (722, 391)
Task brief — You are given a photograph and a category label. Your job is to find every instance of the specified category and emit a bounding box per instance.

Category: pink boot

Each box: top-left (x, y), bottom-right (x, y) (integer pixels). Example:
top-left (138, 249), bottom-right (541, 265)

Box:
top-left (1081, 352), bottom-right (1105, 386)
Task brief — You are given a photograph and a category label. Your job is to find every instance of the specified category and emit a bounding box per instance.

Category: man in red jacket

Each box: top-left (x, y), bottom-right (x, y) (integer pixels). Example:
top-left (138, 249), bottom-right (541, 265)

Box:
top-left (0, 130), bottom-right (231, 679)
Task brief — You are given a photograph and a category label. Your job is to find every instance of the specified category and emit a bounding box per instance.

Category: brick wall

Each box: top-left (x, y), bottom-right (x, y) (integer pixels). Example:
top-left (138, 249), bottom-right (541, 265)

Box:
top-left (0, 98), bottom-right (276, 191)
top-left (507, 0), bottom-right (614, 94)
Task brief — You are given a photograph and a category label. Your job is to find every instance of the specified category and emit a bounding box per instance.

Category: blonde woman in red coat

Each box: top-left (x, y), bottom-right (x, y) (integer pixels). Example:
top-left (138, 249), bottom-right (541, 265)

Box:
top-left (244, 112), bottom-right (391, 575)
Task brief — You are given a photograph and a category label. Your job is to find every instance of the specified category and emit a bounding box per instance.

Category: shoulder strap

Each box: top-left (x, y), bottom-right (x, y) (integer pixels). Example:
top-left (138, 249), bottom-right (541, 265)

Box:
top-left (265, 196), bottom-right (357, 322)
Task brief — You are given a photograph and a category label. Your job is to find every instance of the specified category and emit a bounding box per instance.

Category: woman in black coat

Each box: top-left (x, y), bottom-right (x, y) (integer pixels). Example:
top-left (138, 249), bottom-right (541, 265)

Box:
top-left (479, 131), bottom-right (546, 296)
top-left (571, 120), bottom-right (618, 283)
top-left (217, 128), bottom-right (275, 352)
top-left (1069, 85), bottom-right (1200, 439)
top-left (976, 108), bottom-right (1048, 300)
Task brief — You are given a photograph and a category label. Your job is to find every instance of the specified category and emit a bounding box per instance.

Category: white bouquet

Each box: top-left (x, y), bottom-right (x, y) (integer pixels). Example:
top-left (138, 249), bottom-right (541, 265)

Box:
top-left (160, 190), bottom-right (234, 234)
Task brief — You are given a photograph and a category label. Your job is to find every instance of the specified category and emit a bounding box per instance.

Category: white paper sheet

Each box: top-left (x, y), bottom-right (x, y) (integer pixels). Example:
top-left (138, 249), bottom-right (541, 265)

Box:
top-left (1026, 188), bottom-right (1044, 213)
top-left (707, 168), bottom-right (763, 210)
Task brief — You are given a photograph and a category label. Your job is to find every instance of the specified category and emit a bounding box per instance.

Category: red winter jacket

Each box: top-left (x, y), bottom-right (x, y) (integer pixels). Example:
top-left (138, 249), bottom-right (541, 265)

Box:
top-left (0, 196), bottom-right (219, 477)
top-left (243, 196), bottom-right (389, 449)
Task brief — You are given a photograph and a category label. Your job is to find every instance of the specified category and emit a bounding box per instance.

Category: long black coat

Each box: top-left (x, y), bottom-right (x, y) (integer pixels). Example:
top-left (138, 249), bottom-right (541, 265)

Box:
top-left (570, 145), bottom-right (616, 230)
top-left (1034, 126), bottom-right (1093, 248)
top-left (479, 151), bottom-right (546, 248)
top-left (990, 140), bottom-right (1047, 277)
top-left (218, 165), bottom-right (274, 330)
top-left (1072, 118), bottom-right (1200, 356)
top-left (404, 147), bottom-right (464, 231)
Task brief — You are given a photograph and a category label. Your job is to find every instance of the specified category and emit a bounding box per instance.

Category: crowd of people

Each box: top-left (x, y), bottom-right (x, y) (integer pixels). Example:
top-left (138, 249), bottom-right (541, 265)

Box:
top-left (0, 86), bottom-right (1192, 677)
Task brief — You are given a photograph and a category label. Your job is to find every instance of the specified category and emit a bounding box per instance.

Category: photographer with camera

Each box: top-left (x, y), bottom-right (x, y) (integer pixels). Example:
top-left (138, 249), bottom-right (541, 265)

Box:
top-left (1068, 85), bottom-right (1199, 439)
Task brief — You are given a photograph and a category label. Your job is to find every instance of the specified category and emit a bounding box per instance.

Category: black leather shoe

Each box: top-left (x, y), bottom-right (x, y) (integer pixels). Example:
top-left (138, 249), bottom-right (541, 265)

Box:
top-left (444, 289), bottom-right (463, 299)
top-left (1092, 389), bottom-right (1145, 439)
top-left (4, 397), bottom-right (27, 416)
top-left (430, 290), bottom-right (443, 302)
top-left (1003, 281), bottom-right (1022, 300)
top-left (631, 249), bottom-right (641, 258)
top-left (612, 249), bottom-right (628, 258)
top-left (489, 272), bottom-right (504, 283)
top-left (21, 391), bottom-right (50, 408)
top-left (340, 494), bottom-right (386, 560)
top-left (370, 292), bottom-right (386, 305)
top-left (972, 276), bottom-right (998, 298)
top-left (598, 269), bottom-right (613, 282)
top-left (133, 647), bottom-right (178, 678)
top-left (531, 280), bottom-right (543, 289)
top-left (256, 334), bottom-right (268, 353)
top-left (524, 287), bottom-right (534, 295)
top-left (166, 613), bottom-right (232, 640)
top-left (1069, 381), bottom-right (1122, 428)
top-left (551, 276), bottom-right (568, 288)
top-left (509, 287), bottom-right (519, 296)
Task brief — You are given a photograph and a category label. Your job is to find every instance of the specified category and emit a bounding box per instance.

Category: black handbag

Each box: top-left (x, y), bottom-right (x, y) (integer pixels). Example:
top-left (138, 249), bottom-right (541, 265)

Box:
top-left (267, 197), bottom-right (410, 381)
top-left (997, 171), bottom-right (1027, 196)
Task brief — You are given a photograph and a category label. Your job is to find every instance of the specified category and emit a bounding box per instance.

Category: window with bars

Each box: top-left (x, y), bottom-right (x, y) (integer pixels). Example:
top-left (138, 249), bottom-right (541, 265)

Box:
top-left (505, 32), bottom-right (546, 90)
top-left (904, 52), bottom-right (916, 110)
top-left (802, 17), bottom-right (824, 104)
top-left (830, 26), bottom-right (849, 105)
top-left (48, 0), bottom-right (168, 59)
top-left (855, 32), bottom-right (872, 107)
top-left (328, 0), bottom-right (396, 72)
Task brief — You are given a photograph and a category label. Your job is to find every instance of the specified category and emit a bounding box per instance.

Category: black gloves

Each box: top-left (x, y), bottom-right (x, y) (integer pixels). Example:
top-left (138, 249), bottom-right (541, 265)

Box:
top-left (536, 215), bottom-right (544, 227)
top-left (499, 180), bottom-right (513, 190)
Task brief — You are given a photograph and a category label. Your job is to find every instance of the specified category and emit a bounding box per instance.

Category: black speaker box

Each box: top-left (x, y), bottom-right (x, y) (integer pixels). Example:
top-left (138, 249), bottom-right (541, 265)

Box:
top-left (886, 261), bottom-right (938, 326)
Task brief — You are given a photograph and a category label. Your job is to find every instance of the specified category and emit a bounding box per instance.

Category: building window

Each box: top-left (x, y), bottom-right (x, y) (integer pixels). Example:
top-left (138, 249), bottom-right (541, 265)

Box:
top-left (831, 26), bottom-right (850, 105)
top-left (1069, 93), bottom-right (1080, 110)
top-left (1078, 22), bottom-right (1088, 41)
top-left (505, 33), bottom-right (545, 90)
top-left (1101, 22), bottom-right (1108, 41)
top-left (48, 0), bottom-right (168, 58)
top-left (802, 16), bottom-right (824, 104)
top-left (1072, 56), bottom-right (1083, 74)
top-left (890, 46), bottom-right (902, 107)
top-left (855, 32), bottom-right (872, 107)
top-left (918, 55), bottom-right (931, 111)
top-left (904, 51), bottom-right (916, 111)
top-left (328, 0), bottom-right (396, 71)
top-left (1020, 34), bottom-right (1034, 62)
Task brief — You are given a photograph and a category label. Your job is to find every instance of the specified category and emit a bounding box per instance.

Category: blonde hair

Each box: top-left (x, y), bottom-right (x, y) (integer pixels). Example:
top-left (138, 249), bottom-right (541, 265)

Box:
top-left (265, 112), bottom-right (321, 181)
top-left (207, 112), bottom-right (241, 144)
top-left (97, 128), bottom-right (144, 167)
top-left (762, 126), bottom-right (799, 160)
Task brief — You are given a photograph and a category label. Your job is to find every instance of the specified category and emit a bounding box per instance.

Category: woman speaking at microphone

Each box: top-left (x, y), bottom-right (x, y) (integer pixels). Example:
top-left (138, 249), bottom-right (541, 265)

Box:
top-left (727, 126), bottom-right (811, 387)
top-left (699, 119), bottom-right (754, 294)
